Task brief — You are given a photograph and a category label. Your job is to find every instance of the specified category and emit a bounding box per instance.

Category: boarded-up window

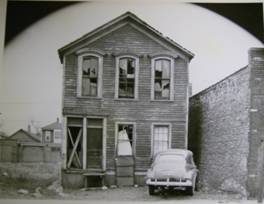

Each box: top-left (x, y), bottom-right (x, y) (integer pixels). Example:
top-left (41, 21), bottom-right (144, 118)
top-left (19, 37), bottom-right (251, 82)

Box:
top-left (154, 59), bottom-right (170, 100)
top-left (117, 124), bottom-right (133, 156)
top-left (82, 56), bottom-right (98, 96)
top-left (118, 58), bottom-right (135, 98)
top-left (153, 125), bottom-right (169, 155)
top-left (67, 118), bottom-right (83, 169)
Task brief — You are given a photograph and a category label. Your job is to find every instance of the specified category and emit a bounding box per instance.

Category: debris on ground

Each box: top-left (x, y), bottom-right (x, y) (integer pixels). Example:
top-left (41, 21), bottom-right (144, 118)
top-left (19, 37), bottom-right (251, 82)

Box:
top-left (32, 187), bottom-right (42, 198)
top-left (17, 189), bottom-right (29, 195)
top-left (2, 172), bottom-right (8, 177)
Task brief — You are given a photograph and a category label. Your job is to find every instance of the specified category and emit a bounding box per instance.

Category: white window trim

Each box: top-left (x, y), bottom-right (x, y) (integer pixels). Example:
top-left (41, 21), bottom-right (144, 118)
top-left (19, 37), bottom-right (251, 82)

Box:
top-left (151, 56), bottom-right (174, 101)
top-left (77, 53), bottom-right (103, 98)
top-left (115, 55), bottom-right (139, 100)
top-left (115, 122), bottom-right (136, 156)
top-left (151, 123), bottom-right (172, 157)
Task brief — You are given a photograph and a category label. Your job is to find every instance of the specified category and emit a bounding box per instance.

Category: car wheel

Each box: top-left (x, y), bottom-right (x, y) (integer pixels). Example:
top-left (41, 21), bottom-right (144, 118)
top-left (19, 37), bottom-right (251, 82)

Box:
top-left (185, 186), bottom-right (194, 196)
top-left (148, 185), bottom-right (156, 195)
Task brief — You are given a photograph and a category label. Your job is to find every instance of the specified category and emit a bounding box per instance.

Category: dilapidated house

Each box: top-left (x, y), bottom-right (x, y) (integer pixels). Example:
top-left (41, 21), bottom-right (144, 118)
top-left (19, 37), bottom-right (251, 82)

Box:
top-left (58, 11), bottom-right (194, 188)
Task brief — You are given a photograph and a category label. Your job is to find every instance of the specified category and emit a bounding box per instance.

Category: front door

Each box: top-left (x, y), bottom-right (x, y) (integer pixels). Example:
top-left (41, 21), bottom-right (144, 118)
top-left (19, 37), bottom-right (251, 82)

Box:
top-left (86, 118), bottom-right (103, 169)
top-left (115, 123), bottom-right (135, 186)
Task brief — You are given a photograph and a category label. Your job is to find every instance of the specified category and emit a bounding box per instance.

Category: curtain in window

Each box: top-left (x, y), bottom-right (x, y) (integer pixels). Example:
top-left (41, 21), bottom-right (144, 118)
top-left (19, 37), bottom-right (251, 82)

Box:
top-left (153, 125), bottom-right (169, 155)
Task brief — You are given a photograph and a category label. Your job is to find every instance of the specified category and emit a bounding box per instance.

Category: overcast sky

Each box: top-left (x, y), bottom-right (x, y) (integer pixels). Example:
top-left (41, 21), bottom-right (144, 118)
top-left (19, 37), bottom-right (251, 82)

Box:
top-left (1, 1), bottom-right (263, 135)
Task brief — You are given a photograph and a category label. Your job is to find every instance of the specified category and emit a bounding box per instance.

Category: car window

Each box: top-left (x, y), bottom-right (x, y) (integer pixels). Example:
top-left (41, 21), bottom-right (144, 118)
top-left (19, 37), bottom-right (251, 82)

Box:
top-left (155, 154), bottom-right (185, 164)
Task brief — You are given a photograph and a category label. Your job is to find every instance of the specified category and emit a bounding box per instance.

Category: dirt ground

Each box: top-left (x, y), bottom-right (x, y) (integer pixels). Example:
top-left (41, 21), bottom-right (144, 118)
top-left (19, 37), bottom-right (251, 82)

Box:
top-left (0, 180), bottom-right (247, 202)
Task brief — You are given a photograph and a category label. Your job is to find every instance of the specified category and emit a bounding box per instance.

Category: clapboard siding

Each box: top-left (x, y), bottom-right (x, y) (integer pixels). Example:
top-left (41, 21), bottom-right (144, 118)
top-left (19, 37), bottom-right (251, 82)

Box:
top-left (63, 23), bottom-right (189, 170)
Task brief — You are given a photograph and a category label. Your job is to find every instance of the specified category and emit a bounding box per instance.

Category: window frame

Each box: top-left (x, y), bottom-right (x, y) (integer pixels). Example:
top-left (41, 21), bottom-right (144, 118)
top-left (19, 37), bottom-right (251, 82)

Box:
top-left (151, 56), bottom-right (174, 101)
top-left (64, 116), bottom-right (107, 171)
top-left (151, 123), bottom-right (172, 157)
top-left (77, 53), bottom-right (103, 98)
top-left (115, 55), bottom-right (139, 100)
top-left (115, 122), bottom-right (136, 156)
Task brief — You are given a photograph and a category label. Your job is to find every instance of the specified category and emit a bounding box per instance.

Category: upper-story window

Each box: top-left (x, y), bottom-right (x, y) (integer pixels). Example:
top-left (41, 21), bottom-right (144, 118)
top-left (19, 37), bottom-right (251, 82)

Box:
top-left (115, 56), bottom-right (139, 99)
top-left (151, 57), bottom-right (174, 101)
top-left (77, 53), bottom-right (103, 97)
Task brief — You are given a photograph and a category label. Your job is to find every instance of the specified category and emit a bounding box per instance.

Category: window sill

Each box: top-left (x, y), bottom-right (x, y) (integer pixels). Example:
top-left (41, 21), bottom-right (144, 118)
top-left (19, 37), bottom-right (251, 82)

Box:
top-left (114, 98), bottom-right (139, 101)
top-left (77, 96), bottom-right (102, 100)
top-left (150, 99), bottom-right (174, 102)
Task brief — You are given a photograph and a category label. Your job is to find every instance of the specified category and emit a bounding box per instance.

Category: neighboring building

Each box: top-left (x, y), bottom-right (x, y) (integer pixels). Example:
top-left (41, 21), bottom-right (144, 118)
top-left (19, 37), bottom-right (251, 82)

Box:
top-left (189, 48), bottom-right (264, 198)
top-left (9, 128), bottom-right (41, 143)
top-left (42, 118), bottom-right (62, 144)
top-left (58, 11), bottom-right (194, 188)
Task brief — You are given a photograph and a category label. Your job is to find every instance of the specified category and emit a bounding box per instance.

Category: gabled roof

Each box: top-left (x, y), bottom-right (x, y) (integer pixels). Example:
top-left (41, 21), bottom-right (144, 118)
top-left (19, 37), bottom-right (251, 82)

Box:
top-left (42, 121), bottom-right (62, 131)
top-left (9, 129), bottom-right (41, 142)
top-left (58, 11), bottom-right (194, 62)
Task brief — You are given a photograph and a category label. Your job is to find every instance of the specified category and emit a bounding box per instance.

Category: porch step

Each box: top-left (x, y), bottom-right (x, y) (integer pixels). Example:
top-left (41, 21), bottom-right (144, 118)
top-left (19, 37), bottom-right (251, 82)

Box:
top-left (115, 156), bottom-right (134, 186)
top-left (116, 177), bottom-right (134, 186)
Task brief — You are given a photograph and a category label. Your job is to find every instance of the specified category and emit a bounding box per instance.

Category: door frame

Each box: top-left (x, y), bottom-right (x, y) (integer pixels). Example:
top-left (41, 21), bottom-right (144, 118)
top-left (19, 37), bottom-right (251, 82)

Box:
top-left (63, 115), bottom-right (106, 171)
top-left (115, 121), bottom-right (136, 157)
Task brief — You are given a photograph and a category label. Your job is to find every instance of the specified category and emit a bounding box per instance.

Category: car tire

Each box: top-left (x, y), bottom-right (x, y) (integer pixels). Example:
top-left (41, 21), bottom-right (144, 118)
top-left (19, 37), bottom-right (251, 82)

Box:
top-left (185, 186), bottom-right (194, 196)
top-left (148, 185), bottom-right (156, 195)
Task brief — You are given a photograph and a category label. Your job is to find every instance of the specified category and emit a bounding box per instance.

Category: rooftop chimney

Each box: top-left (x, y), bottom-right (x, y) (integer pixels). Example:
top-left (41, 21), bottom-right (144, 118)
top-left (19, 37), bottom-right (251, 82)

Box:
top-left (27, 124), bottom-right (31, 133)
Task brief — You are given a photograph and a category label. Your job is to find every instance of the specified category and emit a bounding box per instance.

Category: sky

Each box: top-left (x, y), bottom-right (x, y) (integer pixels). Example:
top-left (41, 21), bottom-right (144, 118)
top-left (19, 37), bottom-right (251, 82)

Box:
top-left (1, 1), bottom-right (264, 135)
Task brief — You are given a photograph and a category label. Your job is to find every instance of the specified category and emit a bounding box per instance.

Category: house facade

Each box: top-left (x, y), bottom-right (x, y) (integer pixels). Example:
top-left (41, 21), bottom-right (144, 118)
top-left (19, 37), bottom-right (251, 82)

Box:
top-left (189, 48), bottom-right (264, 198)
top-left (42, 118), bottom-right (62, 144)
top-left (58, 12), bottom-right (194, 188)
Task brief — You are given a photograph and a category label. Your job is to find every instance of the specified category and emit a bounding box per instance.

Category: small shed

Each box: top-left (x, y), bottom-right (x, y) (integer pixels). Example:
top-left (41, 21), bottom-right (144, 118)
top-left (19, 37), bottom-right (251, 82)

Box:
top-left (42, 118), bottom-right (62, 144)
top-left (9, 129), bottom-right (41, 143)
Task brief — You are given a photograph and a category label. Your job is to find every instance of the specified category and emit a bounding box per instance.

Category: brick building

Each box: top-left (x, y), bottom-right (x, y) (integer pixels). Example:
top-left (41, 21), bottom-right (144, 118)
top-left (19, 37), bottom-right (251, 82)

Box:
top-left (189, 48), bottom-right (264, 198)
top-left (58, 11), bottom-right (194, 188)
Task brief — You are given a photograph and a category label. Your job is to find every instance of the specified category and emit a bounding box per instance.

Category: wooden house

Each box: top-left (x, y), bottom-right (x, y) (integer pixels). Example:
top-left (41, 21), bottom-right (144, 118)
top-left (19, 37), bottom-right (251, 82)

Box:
top-left (58, 11), bottom-right (194, 188)
top-left (42, 118), bottom-right (62, 144)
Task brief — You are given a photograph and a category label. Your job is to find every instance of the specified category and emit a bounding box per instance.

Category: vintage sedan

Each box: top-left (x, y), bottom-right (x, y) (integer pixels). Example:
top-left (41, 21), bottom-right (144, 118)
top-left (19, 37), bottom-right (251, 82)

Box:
top-left (146, 149), bottom-right (198, 195)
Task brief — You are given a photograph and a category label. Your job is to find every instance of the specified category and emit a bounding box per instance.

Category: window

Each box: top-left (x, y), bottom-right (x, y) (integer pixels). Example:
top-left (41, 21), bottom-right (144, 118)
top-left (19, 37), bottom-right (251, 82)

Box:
top-left (152, 124), bottom-right (170, 156)
top-left (115, 56), bottom-right (139, 99)
top-left (151, 57), bottom-right (174, 100)
top-left (117, 124), bottom-right (134, 156)
top-left (45, 131), bottom-right (51, 142)
top-left (77, 53), bottom-right (103, 97)
top-left (82, 56), bottom-right (98, 96)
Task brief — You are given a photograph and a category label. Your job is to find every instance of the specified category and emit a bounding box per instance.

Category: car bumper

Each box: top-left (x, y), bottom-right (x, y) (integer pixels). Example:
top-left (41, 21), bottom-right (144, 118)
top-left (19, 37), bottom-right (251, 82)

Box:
top-left (146, 178), bottom-right (192, 187)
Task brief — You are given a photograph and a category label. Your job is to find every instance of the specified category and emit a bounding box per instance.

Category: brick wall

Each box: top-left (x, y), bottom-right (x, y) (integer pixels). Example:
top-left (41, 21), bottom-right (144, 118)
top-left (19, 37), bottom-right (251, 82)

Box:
top-left (189, 67), bottom-right (250, 195)
top-left (247, 48), bottom-right (264, 197)
top-left (63, 22), bottom-right (189, 171)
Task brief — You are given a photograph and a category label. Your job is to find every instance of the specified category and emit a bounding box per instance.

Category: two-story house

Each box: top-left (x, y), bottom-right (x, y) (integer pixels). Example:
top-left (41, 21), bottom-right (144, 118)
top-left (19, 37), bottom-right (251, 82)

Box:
top-left (58, 11), bottom-right (194, 188)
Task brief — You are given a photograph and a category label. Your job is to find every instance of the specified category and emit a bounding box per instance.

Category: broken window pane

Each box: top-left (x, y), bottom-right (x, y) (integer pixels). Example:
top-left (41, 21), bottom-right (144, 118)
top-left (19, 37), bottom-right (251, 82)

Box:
top-left (154, 59), bottom-right (171, 100)
top-left (82, 56), bottom-right (98, 96)
top-left (118, 57), bottom-right (135, 98)
top-left (117, 124), bottom-right (133, 156)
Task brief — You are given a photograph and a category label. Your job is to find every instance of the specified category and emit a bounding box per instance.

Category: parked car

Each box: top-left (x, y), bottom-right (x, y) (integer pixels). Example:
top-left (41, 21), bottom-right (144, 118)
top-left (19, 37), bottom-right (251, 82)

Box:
top-left (146, 149), bottom-right (198, 196)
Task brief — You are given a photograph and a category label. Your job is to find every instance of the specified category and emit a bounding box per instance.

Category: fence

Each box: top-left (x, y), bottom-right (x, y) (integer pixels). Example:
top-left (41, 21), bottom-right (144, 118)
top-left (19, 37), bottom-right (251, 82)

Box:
top-left (0, 139), bottom-right (61, 163)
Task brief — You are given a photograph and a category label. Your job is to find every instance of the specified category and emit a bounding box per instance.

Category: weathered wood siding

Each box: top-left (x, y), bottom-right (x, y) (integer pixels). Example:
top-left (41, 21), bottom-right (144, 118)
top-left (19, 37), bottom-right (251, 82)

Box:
top-left (63, 23), bottom-right (189, 171)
